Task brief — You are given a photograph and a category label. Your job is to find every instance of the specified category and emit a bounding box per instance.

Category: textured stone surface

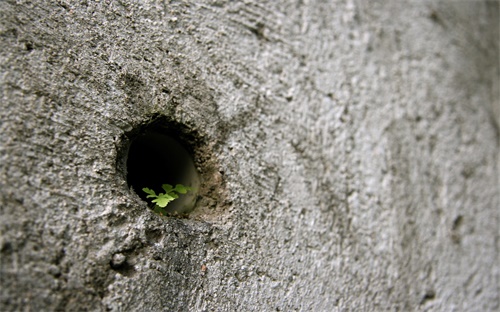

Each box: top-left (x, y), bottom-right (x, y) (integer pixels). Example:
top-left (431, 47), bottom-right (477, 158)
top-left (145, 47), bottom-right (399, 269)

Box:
top-left (0, 0), bottom-right (498, 311)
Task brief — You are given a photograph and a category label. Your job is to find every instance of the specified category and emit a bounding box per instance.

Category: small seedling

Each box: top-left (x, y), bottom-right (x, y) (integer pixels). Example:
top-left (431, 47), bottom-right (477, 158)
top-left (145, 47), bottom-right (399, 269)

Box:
top-left (142, 184), bottom-right (192, 215)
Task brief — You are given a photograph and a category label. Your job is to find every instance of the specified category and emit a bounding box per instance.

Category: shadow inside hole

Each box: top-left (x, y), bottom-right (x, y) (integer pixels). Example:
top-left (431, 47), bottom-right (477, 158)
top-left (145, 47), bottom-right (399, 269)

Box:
top-left (127, 130), bottom-right (200, 214)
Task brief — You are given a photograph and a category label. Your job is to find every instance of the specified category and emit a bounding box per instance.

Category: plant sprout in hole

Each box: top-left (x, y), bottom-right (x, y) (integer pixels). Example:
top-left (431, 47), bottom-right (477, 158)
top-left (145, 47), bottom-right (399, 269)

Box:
top-left (142, 183), bottom-right (192, 216)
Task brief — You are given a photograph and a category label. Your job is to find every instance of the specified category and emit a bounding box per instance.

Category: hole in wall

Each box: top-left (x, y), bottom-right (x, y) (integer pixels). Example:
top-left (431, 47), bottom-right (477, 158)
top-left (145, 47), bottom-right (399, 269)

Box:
top-left (116, 114), bottom-right (229, 220)
top-left (125, 118), bottom-right (201, 215)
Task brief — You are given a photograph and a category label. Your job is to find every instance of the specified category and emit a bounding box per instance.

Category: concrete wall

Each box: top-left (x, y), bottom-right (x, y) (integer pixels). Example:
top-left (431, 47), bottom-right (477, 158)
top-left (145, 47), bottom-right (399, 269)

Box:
top-left (1, 0), bottom-right (498, 311)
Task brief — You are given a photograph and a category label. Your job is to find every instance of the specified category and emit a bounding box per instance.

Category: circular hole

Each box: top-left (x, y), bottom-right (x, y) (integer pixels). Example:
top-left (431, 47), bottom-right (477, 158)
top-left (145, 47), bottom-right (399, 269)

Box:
top-left (126, 128), bottom-right (200, 214)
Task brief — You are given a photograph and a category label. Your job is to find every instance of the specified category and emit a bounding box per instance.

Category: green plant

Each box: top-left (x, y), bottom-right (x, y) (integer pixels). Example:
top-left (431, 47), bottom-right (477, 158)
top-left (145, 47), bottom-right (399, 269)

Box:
top-left (142, 184), bottom-right (192, 215)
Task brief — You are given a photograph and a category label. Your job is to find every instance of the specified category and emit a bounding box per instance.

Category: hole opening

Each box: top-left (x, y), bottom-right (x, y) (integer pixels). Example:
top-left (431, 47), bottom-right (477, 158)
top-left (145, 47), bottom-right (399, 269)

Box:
top-left (125, 121), bottom-right (200, 215)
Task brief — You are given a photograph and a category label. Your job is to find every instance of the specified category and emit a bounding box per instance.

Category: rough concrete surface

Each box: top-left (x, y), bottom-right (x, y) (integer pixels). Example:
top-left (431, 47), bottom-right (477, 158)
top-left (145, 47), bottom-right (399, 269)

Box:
top-left (0, 0), bottom-right (498, 311)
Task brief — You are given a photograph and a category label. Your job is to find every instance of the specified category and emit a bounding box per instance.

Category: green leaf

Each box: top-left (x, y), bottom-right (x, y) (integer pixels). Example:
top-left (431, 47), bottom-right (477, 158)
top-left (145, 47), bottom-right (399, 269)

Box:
top-left (142, 188), bottom-right (157, 198)
top-left (143, 183), bottom-right (192, 214)
top-left (161, 184), bottom-right (173, 193)
top-left (142, 187), bottom-right (156, 195)
top-left (152, 193), bottom-right (176, 207)
top-left (174, 184), bottom-right (191, 194)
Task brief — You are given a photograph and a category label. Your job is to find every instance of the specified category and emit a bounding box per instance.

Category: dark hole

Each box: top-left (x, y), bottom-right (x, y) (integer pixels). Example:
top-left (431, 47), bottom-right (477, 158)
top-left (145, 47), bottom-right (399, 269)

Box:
top-left (109, 260), bottom-right (136, 277)
top-left (452, 215), bottom-right (463, 230)
top-left (25, 42), bottom-right (34, 51)
top-left (420, 289), bottom-right (436, 305)
top-left (126, 128), bottom-right (200, 214)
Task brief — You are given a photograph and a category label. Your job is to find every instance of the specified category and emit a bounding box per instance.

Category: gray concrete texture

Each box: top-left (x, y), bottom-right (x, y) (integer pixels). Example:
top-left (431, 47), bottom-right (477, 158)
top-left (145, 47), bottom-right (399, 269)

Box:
top-left (0, 0), bottom-right (498, 311)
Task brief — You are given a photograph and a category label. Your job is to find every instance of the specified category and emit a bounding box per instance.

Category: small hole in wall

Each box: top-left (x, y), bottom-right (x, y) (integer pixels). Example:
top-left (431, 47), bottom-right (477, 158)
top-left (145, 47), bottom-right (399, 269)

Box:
top-left (125, 120), bottom-right (200, 215)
